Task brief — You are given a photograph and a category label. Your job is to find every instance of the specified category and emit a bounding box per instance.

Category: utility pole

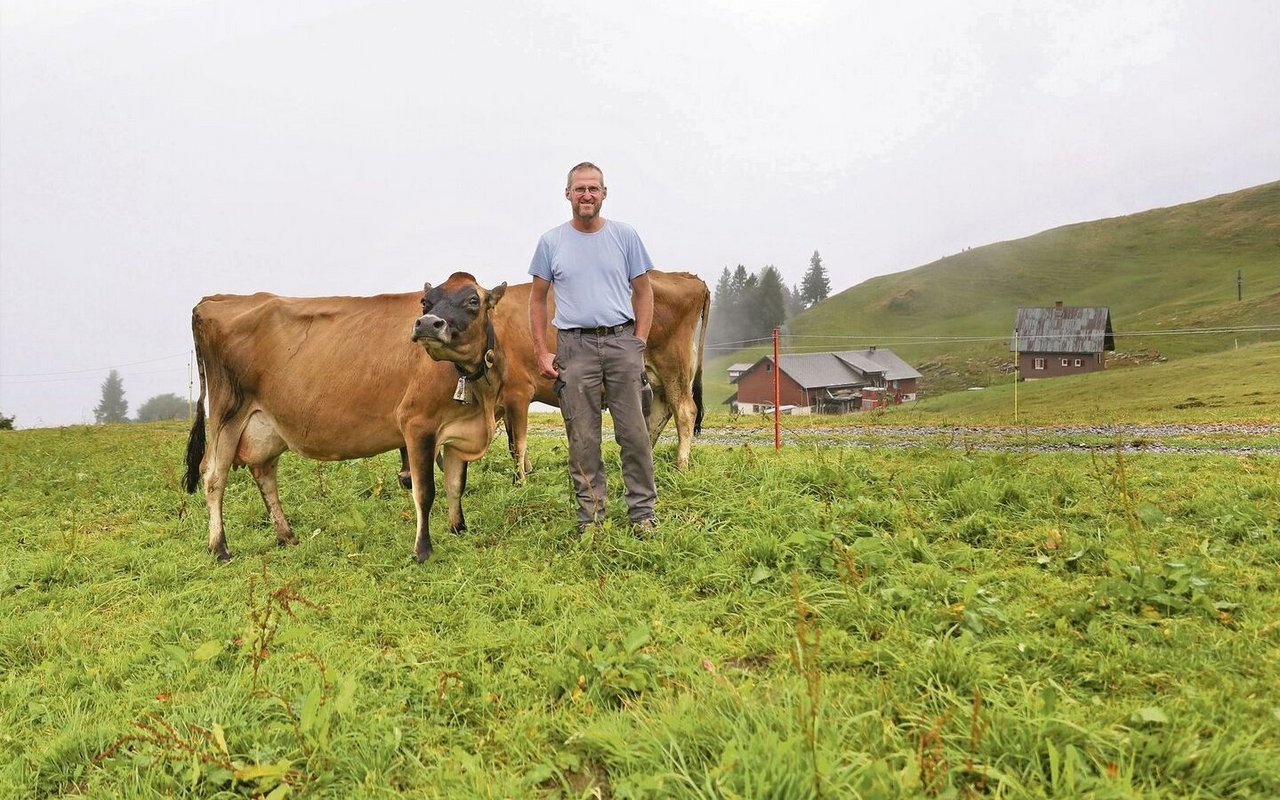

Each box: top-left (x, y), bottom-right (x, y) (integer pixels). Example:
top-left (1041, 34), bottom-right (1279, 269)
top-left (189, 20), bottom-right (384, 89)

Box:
top-left (1237, 269), bottom-right (1243, 301)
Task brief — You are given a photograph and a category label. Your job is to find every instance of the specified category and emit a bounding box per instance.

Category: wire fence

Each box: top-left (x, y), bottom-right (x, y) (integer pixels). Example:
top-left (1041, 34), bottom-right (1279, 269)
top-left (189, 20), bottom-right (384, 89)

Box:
top-left (704, 325), bottom-right (1280, 356)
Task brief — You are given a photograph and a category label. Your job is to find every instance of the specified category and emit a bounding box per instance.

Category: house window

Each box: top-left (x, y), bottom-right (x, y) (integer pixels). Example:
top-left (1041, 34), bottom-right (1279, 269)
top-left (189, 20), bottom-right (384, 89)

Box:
top-left (1060, 358), bottom-right (1069, 367)
top-left (1033, 358), bottom-right (1045, 370)
top-left (1073, 358), bottom-right (1082, 367)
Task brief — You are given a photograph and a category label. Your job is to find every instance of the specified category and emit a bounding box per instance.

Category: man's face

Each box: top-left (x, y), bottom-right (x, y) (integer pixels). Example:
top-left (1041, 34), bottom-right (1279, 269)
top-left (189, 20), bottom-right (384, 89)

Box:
top-left (566, 169), bottom-right (606, 222)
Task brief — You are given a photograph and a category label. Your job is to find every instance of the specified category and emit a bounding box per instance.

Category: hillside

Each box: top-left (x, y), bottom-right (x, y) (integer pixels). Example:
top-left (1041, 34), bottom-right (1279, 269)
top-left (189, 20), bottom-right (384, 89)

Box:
top-left (708, 181), bottom-right (1280, 404)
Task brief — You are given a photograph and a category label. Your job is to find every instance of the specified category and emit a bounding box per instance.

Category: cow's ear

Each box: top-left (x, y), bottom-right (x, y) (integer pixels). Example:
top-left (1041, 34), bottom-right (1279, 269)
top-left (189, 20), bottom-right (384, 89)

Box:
top-left (487, 282), bottom-right (507, 308)
top-left (422, 282), bottom-right (432, 294)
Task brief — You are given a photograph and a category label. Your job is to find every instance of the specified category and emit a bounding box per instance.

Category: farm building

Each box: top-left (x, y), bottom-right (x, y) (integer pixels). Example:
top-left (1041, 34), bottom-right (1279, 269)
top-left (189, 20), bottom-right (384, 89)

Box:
top-left (726, 362), bottom-right (754, 382)
top-left (1010, 302), bottom-right (1115, 379)
top-left (730, 348), bottom-right (921, 414)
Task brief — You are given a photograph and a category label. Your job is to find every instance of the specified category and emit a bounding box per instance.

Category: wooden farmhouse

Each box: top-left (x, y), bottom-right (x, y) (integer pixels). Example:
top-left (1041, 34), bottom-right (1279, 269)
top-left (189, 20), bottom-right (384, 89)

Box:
top-left (730, 348), bottom-right (921, 414)
top-left (1011, 302), bottom-right (1115, 378)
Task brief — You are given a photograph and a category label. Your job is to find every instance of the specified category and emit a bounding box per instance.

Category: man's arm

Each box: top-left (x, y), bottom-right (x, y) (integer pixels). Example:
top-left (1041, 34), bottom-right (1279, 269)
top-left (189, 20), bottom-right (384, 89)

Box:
top-left (530, 276), bottom-right (558, 378)
top-left (631, 272), bottom-right (653, 344)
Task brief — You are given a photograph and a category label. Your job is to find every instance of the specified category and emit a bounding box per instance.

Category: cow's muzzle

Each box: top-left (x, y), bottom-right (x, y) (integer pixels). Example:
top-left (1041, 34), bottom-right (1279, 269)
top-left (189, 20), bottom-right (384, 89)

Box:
top-left (412, 314), bottom-right (450, 344)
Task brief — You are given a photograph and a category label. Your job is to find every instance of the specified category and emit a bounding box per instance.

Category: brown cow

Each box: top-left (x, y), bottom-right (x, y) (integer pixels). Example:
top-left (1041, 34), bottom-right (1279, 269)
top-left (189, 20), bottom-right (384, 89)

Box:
top-left (395, 269), bottom-right (709, 485)
top-left (182, 273), bottom-right (507, 563)
top-left (496, 269), bottom-right (709, 480)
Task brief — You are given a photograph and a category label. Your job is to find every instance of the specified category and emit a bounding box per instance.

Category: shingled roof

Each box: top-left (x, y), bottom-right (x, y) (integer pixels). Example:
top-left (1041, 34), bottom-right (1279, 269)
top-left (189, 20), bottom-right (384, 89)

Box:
top-left (746, 349), bottom-right (922, 389)
top-left (1010, 305), bottom-right (1115, 354)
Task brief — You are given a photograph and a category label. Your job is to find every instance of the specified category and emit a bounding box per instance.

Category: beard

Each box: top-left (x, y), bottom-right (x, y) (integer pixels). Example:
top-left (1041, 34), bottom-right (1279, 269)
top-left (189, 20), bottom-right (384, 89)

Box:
top-left (573, 199), bottom-right (602, 221)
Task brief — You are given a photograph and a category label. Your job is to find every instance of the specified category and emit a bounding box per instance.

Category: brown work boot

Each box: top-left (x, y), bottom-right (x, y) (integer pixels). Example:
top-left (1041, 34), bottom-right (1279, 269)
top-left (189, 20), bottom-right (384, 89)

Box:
top-left (631, 517), bottom-right (659, 537)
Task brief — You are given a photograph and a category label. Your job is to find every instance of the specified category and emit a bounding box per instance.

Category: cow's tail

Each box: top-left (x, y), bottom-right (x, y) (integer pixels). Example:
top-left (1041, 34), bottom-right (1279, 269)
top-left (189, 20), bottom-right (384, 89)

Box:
top-left (183, 313), bottom-right (208, 494)
top-left (693, 282), bottom-right (709, 435)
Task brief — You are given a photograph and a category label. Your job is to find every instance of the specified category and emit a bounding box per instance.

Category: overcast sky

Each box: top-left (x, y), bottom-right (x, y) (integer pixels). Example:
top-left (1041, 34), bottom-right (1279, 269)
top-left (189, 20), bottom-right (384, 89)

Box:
top-left (2, 0), bottom-right (1277, 428)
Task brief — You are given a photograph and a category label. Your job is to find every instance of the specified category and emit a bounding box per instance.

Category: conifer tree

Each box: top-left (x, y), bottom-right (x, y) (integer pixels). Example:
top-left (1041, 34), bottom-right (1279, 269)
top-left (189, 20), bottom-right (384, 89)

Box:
top-left (94, 369), bottom-right (129, 424)
top-left (800, 250), bottom-right (831, 308)
top-left (756, 266), bottom-right (788, 335)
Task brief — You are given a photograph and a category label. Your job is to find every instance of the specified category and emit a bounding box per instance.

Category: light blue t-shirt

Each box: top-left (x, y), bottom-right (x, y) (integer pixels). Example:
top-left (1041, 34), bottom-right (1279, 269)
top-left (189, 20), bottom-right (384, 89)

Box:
top-left (528, 219), bottom-right (654, 330)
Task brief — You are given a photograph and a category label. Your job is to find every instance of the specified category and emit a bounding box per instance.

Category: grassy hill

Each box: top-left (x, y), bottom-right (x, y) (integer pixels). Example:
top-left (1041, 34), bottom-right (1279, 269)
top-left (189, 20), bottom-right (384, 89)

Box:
top-left (707, 180), bottom-right (1280, 405)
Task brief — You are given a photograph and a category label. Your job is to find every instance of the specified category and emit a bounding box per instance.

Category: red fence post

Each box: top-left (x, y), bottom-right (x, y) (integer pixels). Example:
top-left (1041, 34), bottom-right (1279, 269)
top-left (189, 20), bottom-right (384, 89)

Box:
top-left (773, 327), bottom-right (781, 452)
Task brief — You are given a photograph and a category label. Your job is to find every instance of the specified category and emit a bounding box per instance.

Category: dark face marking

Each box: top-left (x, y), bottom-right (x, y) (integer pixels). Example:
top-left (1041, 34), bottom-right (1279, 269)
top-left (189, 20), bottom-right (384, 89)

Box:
top-left (420, 284), bottom-right (482, 335)
top-left (411, 273), bottom-right (492, 361)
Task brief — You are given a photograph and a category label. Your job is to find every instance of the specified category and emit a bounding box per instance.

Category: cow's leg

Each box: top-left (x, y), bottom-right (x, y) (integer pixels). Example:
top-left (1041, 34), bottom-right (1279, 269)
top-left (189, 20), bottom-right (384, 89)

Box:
top-left (503, 393), bottom-right (534, 483)
top-left (397, 446), bottom-right (412, 490)
top-left (396, 446), bottom-right (445, 490)
top-left (201, 424), bottom-right (241, 561)
top-left (441, 449), bottom-right (468, 533)
top-left (647, 391), bottom-right (673, 448)
top-left (670, 381), bottom-right (696, 470)
top-left (249, 457), bottom-right (296, 546)
top-left (236, 412), bottom-right (294, 546)
top-left (405, 432), bottom-right (437, 563)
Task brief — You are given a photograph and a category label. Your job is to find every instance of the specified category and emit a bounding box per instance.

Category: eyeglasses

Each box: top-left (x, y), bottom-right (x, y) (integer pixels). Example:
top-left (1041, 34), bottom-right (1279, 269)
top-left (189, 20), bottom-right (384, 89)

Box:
top-left (570, 186), bottom-right (604, 196)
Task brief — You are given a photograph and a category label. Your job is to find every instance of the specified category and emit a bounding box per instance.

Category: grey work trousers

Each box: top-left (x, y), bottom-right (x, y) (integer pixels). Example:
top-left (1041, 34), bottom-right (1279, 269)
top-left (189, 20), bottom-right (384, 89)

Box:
top-left (554, 326), bottom-right (656, 526)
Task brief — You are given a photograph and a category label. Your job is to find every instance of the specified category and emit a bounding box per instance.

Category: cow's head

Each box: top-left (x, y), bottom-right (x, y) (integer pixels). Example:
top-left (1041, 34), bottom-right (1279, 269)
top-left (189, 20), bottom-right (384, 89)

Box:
top-left (412, 272), bottom-right (507, 376)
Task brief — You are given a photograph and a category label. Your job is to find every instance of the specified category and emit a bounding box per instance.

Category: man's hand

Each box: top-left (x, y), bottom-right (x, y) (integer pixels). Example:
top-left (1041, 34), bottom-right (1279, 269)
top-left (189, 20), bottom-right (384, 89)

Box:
top-left (530, 277), bottom-right (559, 380)
top-left (537, 351), bottom-right (559, 380)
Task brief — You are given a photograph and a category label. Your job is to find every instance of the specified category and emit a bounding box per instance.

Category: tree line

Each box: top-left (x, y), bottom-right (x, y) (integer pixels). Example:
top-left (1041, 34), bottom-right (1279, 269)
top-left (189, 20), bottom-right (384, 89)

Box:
top-left (0, 369), bottom-right (186, 430)
top-left (709, 250), bottom-right (831, 347)
top-left (92, 369), bottom-right (188, 424)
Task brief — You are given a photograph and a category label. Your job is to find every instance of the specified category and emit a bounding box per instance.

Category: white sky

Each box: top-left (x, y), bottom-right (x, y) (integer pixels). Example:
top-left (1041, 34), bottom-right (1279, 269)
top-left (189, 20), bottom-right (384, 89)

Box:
top-left (1, 0), bottom-right (1277, 427)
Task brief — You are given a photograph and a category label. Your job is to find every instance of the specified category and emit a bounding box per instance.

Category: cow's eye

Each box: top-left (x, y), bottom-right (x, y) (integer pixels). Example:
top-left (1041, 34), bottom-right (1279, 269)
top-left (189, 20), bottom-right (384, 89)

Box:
top-left (421, 299), bottom-right (433, 312)
top-left (468, 297), bottom-right (480, 308)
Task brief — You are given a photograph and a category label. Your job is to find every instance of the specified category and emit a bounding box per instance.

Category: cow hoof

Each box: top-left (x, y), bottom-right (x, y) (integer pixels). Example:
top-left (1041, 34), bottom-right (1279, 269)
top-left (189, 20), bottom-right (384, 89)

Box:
top-left (213, 548), bottom-right (233, 562)
top-left (414, 546), bottom-right (433, 563)
top-left (276, 536), bottom-right (298, 547)
top-left (398, 471), bottom-right (412, 491)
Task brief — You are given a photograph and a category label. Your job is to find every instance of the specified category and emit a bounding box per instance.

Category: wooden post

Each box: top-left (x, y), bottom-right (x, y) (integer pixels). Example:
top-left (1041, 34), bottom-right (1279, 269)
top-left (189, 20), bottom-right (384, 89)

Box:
top-left (773, 327), bottom-right (781, 452)
top-left (1013, 329), bottom-right (1019, 424)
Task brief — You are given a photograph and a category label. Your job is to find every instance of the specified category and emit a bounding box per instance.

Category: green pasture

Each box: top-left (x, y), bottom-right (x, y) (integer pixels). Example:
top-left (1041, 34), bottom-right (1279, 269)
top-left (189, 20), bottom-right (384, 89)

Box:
top-left (871, 341), bottom-right (1280, 428)
top-left (2, 420), bottom-right (1279, 798)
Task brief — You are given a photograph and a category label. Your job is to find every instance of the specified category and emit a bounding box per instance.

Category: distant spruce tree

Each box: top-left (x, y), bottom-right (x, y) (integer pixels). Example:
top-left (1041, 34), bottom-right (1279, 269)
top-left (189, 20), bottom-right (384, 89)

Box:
top-left (136, 392), bottom-right (188, 422)
top-left (800, 250), bottom-right (831, 308)
top-left (94, 370), bottom-right (129, 424)
top-left (711, 264), bottom-right (759, 346)
top-left (710, 266), bottom-right (741, 346)
top-left (786, 282), bottom-right (805, 319)
top-left (710, 262), bottom-right (808, 346)
top-left (0, 411), bottom-right (13, 431)
top-left (756, 266), bottom-right (788, 335)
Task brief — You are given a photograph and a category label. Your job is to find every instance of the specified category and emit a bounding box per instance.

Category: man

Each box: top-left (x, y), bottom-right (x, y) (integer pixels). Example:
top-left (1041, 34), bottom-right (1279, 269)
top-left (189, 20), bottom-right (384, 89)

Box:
top-left (529, 162), bottom-right (658, 535)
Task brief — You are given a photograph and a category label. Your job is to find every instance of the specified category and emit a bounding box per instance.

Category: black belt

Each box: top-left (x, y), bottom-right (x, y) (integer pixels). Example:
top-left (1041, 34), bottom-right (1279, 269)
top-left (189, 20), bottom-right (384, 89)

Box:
top-left (561, 321), bottom-right (634, 336)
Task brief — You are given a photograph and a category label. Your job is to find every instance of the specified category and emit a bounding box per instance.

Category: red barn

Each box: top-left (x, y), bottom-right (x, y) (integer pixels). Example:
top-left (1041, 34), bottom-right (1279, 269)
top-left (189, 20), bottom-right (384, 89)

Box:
top-left (730, 348), bottom-right (921, 414)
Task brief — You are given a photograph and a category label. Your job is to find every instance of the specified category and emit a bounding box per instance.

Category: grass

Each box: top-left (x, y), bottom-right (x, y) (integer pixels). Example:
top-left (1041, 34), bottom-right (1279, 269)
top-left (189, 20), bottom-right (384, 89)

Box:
top-left (872, 340), bottom-right (1280, 427)
top-left (3, 416), bottom-right (1279, 797)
